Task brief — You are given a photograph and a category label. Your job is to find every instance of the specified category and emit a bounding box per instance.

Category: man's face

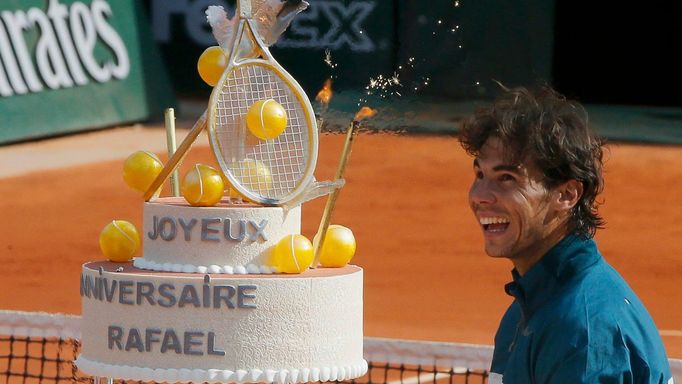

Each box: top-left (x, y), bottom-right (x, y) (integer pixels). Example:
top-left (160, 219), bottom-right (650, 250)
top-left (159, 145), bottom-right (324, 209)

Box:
top-left (469, 137), bottom-right (563, 265)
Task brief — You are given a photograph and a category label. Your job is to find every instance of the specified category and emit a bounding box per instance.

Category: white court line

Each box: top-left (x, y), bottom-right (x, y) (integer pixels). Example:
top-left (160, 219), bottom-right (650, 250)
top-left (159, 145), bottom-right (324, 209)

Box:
top-left (660, 330), bottom-right (682, 337)
top-left (0, 125), bottom-right (193, 178)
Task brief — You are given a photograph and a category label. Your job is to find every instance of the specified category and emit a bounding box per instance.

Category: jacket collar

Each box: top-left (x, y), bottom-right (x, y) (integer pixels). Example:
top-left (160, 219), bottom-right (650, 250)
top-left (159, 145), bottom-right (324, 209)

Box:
top-left (504, 234), bottom-right (602, 319)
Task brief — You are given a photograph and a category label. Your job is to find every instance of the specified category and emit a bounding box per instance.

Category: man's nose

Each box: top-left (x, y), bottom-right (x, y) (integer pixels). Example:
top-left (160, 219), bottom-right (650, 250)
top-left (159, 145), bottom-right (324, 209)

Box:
top-left (469, 180), bottom-right (496, 205)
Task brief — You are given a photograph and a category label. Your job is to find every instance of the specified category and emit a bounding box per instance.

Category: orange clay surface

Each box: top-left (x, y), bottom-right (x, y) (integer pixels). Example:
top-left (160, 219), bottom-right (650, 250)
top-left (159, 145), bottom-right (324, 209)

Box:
top-left (1, 131), bottom-right (681, 357)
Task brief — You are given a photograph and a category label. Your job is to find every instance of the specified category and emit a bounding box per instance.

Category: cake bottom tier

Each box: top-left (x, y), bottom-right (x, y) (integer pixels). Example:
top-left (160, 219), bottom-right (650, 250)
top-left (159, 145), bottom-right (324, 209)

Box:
top-left (76, 262), bottom-right (366, 383)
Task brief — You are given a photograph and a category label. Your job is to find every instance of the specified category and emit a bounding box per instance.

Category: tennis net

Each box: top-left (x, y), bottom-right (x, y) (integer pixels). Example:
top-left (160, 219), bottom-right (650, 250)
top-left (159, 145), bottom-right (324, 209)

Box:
top-left (2, 310), bottom-right (680, 383)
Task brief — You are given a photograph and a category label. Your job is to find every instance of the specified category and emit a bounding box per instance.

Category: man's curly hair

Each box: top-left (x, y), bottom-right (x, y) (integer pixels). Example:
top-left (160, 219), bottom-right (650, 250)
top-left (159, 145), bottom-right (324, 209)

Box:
top-left (459, 86), bottom-right (605, 238)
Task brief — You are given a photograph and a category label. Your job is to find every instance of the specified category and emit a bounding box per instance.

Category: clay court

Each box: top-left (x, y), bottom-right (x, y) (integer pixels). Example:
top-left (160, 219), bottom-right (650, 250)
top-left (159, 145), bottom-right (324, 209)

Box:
top-left (1, 123), bottom-right (681, 359)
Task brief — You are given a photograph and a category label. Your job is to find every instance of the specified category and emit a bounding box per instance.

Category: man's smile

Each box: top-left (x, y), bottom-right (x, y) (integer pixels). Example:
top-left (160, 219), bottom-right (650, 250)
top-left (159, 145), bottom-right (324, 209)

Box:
top-left (478, 215), bottom-right (511, 234)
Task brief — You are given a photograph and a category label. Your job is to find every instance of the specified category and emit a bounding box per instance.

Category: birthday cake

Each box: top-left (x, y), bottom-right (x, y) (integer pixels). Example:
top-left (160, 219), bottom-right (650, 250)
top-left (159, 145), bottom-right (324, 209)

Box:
top-left (76, 198), bottom-right (365, 383)
top-left (76, 1), bottom-right (368, 383)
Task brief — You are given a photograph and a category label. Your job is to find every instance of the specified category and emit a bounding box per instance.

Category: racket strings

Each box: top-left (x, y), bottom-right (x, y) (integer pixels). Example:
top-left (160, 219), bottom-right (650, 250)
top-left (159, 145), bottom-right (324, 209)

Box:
top-left (214, 64), bottom-right (309, 200)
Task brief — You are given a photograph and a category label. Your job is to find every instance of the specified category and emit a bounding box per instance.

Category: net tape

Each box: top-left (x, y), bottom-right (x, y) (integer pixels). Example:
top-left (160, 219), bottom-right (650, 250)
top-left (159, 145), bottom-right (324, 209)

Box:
top-left (1, 310), bottom-right (681, 383)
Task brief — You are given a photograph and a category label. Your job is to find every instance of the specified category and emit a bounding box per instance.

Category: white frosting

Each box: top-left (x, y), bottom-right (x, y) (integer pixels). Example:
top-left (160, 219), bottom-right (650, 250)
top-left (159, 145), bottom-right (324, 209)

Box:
top-left (78, 263), bottom-right (365, 383)
top-left (75, 355), bottom-right (368, 383)
top-left (133, 257), bottom-right (278, 274)
top-left (140, 198), bottom-right (300, 273)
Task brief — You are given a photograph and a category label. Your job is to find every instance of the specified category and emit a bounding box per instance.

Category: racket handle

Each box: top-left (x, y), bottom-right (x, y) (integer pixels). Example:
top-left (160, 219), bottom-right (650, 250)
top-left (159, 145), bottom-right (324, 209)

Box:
top-left (144, 111), bottom-right (208, 201)
top-left (312, 120), bottom-right (359, 268)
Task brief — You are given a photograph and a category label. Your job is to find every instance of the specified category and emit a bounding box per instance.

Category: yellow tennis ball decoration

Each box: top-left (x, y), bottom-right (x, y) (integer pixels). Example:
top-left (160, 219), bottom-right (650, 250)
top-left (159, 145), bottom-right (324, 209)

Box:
top-left (197, 46), bottom-right (228, 86)
top-left (314, 225), bottom-right (357, 267)
top-left (182, 164), bottom-right (225, 206)
top-left (233, 158), bottom-right (273, 195)
top-left (122, 151), bottom-right (163, 193)
top-left (246, 99), bottom-right (288, 140)
top-left (99, 220), bottom-right (140, 262)
top-left (272, 234), bottom-right (314, 273)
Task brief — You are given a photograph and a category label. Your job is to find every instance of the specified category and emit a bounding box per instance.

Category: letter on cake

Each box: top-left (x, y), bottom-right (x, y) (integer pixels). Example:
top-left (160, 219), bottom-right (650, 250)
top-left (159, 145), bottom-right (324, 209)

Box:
top-left (237, 285), bottom-right (257, 308)
top-left (160, 329), bottom-right (182, 354)
top-left (159, 217), bottom-right (177, 241)
top-left (102, 278), bottom-right (117, 302)
top-left (249, 219), bottom-right (268, 241)
top-left (118, 280), bottom-right (134, 305)
top-left (178, 285), bottom-right (200, 308)
top-left (136, 282), bottom-right (156, 306)
top-left (158, 283), bottom-right (177, 307)
top-left (148, 215), bottom-right (160, 240)
top-left (145, 328), bottom-right (162, 352)
top-left (183, 331), bottom-right (204, 355)
top-left (178, 218), bottom-right (197, 241)
top-left (201, 218), bottom-right (220, 241)
top-left (108, 325), bottom-right (123, 349)
top-left (124, 328), bottom-right (144, 352)
top-left (207, 332), bottom-right (225, 356)
top-left (224, 219), bottom-right (246, 241)
top-left (213, 285), bottom-right (236, 309)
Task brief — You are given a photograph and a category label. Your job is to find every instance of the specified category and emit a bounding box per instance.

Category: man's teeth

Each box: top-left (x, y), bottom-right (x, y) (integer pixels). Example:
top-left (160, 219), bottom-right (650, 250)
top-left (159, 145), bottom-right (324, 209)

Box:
top-left (479, 217), bottom-right (510, 225)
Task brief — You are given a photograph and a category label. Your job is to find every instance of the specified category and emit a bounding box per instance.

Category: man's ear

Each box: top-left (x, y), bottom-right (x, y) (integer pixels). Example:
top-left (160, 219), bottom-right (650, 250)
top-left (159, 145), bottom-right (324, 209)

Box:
top-left (553, 179), bottom-right (583, 211)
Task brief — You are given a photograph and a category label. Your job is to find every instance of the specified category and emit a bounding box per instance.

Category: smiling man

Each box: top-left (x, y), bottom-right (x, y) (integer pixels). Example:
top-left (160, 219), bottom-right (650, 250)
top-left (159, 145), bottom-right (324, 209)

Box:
top-left (459, 87), bottom-right (672, 383)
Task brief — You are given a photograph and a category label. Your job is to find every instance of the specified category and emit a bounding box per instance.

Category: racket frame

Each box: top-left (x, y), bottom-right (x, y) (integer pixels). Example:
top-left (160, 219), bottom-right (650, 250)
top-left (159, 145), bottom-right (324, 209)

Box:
top-left (207, 15), bottom-right (318, 206)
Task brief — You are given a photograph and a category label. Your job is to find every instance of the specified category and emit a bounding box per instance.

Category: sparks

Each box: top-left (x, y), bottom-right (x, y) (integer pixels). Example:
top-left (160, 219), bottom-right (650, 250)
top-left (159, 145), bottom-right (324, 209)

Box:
top-left (323, 49), bottom-right (337, 68)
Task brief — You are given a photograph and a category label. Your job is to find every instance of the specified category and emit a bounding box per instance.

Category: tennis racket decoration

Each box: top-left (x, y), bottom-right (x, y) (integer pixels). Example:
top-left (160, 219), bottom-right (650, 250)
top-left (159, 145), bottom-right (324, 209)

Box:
top-left (144, 0), bottom-right (341, 206)
top-left (208, 0), bottom-right (323, 206)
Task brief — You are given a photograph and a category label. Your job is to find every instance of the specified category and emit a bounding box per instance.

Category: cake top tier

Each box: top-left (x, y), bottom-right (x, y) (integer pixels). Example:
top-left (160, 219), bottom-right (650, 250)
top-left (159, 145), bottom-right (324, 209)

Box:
top-left (137, 198), bottom-right (301, 274)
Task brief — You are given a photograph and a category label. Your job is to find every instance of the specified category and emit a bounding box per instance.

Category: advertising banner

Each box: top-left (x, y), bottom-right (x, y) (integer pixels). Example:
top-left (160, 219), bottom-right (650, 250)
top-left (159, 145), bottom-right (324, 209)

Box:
top-left (146, 0), bottom-right (396, 97)
top-left (0, 0), bottom-right (173, 144)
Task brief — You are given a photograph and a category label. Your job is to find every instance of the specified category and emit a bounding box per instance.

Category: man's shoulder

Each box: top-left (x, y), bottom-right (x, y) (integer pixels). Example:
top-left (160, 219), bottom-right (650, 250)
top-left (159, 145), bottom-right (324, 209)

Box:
top-left (532, 260), bottom-right (658, 337)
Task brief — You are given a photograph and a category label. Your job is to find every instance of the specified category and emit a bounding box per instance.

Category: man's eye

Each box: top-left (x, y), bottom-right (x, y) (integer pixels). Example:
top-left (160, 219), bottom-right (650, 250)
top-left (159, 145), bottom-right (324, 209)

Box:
top-left (499, 174), bottom-right (515, 182)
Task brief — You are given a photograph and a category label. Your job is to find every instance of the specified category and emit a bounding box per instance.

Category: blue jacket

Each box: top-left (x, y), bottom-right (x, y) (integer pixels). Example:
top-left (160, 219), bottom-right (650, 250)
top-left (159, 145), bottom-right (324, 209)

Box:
top-left (490, 235), bottom-right (672, 383)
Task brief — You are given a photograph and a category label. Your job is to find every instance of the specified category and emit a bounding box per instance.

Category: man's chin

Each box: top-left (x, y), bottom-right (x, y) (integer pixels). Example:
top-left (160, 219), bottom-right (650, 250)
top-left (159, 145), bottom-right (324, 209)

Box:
top-left (484, 242), bottom-right (511, 258)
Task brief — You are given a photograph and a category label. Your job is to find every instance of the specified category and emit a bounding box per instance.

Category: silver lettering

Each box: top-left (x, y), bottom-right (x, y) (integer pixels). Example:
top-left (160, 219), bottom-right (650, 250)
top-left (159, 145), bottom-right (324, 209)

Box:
top-left (183, 331), bottom-right (204, 356)
top-left (201, 218), bottom-right (220, 242)
top-left (178, 218), bottom-right (197, 241)
top-left (237, 285), bottom-right (257, 309)
top-left (118, 280), bottom-right (134, 305)
top-left (224, 219), bottom-right (246, 241)
top-left (159, 217), bottom-right (177, 241)
top-left (249, 219), bottom-right (268, 241)
top-left (107, 326), bottom-right (123, 349)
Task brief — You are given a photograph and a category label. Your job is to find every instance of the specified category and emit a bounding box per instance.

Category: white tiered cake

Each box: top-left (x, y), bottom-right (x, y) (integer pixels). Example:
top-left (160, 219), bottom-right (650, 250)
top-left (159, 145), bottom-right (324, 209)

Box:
top-left (76, 0), bottom-right (366, 381)
top-left (76, 198), bottom-right (366, 383)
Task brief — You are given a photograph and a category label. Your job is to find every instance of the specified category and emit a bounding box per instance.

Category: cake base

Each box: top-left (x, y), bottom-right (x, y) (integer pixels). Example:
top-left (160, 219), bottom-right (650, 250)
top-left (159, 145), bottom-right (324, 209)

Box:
top-left (77, 262), bottom-right (366, 383)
